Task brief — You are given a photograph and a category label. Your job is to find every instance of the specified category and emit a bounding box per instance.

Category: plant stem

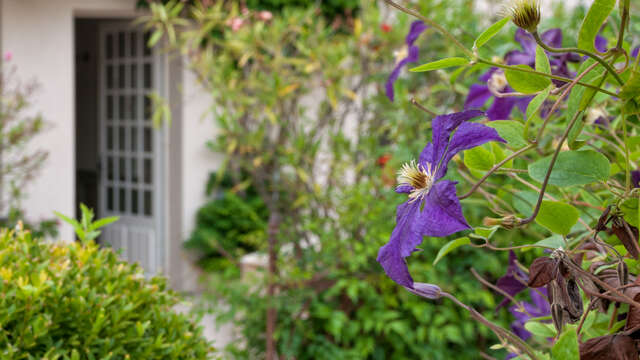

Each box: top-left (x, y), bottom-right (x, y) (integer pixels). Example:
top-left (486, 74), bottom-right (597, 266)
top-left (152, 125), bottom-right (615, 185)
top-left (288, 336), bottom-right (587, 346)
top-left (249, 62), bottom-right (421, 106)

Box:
top-left (622, 106), bottom-right (631, 191)
top-left (617, 0), bottom-right (630, 49)
top-left (382, 0), bottom-right (474, 58)
top-left (460, 144), bottom-right (535, 199)
top-left (519, 111), bottom-right (582, 226)
top-left (535, 61), bottom-right (600, 142)
top-left (531, 31), bottom-right (624, 85)
top-left (477, 59), bottom-right (617, 97)
top-left (441, 292), bottom-right (541, 360)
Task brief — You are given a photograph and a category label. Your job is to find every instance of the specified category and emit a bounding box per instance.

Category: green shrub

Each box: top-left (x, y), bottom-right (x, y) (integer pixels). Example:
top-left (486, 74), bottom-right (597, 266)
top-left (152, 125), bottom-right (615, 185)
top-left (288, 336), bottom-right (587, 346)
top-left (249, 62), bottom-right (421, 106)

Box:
top-left (0, 227), bottom-right (214, 359)
top-left (185, 173), bottom-right (267, 272)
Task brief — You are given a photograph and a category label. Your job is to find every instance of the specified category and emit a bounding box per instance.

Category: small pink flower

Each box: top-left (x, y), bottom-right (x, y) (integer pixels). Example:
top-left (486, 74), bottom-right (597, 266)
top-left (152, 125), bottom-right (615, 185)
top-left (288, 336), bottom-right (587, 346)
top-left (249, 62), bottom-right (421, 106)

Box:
top-left (3, 51), bottom-right (12, 61)
top-left (229, 17), bottom-right (245, 32)
top-left (258, 11), bottom-right (273, 21)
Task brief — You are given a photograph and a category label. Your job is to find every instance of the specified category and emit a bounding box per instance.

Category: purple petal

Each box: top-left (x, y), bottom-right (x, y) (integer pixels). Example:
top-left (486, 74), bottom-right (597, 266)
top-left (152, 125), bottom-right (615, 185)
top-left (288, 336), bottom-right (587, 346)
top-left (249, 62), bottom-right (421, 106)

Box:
top-left (595, 34), bottom-right (608, 53)
top-left (377, 200), bottom-right (423, 288)
top-left (505, 50), bottom-right (534, 66)
top-left (515, 28), bottom-right (536, 56)
top-left (515, 95), bottom-right (534, 114)
top-left (632, 46), bottom-right (639, 59)
top-left (479, 68), bottom-right (497, 82)
top-left (385, 45), bottom-right (420, 102)
top-left (632, 170), bottom-right (640, 189)
top-left (465, 84), bottom-right (492, 109)
top-left (496, 251), bottom-right (529, 309)
top-left (415, 180), bottom-right (470, 237)
top-left (405, 21), bottom-right (428, 46)
top-left (418, 110), bottom-right (485, 173)
top-left (396, 184), bottom-right (413, 194)
top-left (541, 28), bottom-right (563, 49)
top-left (487, 96), bottom-right (518, 121)
top-left (438, 121), bottom-right (506, 178)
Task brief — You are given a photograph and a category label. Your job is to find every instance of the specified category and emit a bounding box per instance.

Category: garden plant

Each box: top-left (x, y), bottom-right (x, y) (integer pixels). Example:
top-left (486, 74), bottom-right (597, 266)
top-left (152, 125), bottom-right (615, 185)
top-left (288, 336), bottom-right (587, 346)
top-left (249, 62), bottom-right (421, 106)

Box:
top-left (145, 0), bottom-right (640, 358)
top-left (0, 208), bottom-right (213, 358)
top-left (378, 0), bottom-right (640, 358)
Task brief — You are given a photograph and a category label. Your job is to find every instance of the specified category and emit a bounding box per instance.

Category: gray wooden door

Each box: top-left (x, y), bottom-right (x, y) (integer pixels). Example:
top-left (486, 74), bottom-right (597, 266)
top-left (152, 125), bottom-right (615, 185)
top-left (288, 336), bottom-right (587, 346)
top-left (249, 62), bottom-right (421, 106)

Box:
top-left (97, 22), bottom-right (165, 275)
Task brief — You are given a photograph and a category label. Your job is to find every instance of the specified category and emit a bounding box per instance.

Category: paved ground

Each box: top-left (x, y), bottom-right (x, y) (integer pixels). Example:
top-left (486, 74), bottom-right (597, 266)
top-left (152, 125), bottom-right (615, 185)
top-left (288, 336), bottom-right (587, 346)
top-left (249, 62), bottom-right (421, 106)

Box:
top-left (173, 300), bottom-right (234, 350)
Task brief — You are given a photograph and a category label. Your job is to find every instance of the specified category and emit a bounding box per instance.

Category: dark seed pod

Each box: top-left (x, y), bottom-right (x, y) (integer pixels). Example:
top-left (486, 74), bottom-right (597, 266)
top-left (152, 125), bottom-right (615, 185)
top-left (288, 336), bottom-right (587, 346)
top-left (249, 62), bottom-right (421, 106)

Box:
top-left (595, 205), bottom-right (611, 232)
top-left (617, 261), bottom-right (629, 286)
top-left (566, 279), bottom-right (583, 322)
top-left (551, 303), bottom-right (565, 334)
top-left (611, 217), bottom-right (640, 259)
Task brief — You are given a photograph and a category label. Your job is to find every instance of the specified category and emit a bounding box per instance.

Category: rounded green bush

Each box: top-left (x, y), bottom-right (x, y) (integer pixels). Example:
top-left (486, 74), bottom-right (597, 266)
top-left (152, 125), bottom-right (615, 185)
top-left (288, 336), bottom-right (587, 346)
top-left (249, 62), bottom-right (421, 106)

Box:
top-left (0, 227), bottom-right (214, 359)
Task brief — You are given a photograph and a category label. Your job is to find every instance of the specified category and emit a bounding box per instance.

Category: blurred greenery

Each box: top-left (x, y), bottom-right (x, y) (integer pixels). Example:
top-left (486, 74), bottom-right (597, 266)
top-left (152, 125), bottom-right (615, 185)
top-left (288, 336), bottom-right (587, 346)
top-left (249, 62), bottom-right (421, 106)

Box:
top-left (141, 0), bottom-right (631, 359)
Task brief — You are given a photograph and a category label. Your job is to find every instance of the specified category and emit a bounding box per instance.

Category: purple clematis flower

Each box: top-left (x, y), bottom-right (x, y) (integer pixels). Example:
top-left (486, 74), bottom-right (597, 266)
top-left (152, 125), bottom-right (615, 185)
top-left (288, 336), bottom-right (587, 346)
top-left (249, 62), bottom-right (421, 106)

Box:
top-left (377, 110), bottom-right (505, 288)
top-left (632, 170), bottom-right (640, 189)
top-left (465, 29), bottom-right (581, 120)
top-left (385, 20), bottom-right (428, 102)
top-left (506, 288), bottom-right (552, 359)
top-left (495, 251), bottom-right (528, 310)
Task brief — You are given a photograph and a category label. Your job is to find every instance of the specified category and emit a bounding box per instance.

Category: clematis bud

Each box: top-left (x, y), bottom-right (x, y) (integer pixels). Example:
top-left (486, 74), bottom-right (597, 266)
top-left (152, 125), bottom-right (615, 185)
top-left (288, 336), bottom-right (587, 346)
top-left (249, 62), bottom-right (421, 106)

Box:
top-left (483, 215), bottom-right (518, 230)
top-left (505, 0), bottom-right (541, 33)
top-left (406, 282), bottom-right (442, 299)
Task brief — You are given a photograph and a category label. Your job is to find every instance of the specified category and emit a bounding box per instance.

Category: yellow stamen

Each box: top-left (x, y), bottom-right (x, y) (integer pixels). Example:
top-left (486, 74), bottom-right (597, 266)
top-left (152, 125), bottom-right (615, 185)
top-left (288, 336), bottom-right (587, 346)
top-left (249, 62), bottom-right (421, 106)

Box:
top-left (397, 160), bottom-right (434, 201)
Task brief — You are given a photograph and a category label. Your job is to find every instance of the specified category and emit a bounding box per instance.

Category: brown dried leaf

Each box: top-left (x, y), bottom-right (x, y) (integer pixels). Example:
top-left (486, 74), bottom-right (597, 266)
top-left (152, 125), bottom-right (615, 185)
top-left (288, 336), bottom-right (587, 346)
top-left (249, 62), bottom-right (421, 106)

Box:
top-left (624, 285), bottom-right (640, 331)
top-left (528, 257), bottom-right (557, 288)
top-left (612, 219), bottom-right (640, 259)
top-left (579, 334), bottom-right (637, 360)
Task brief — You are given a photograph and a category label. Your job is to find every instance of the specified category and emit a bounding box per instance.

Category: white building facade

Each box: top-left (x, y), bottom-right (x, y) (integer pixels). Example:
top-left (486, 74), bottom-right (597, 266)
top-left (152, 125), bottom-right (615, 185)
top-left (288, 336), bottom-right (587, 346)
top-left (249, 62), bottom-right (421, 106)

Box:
top-left (0, 0), bottom-right (220, 291)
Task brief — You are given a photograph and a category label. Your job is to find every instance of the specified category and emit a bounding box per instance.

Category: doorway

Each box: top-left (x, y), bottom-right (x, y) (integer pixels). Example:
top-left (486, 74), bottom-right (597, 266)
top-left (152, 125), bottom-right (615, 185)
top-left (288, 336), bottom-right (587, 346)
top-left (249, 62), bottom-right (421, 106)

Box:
top-left (75, 18), bottom-right (166, 275)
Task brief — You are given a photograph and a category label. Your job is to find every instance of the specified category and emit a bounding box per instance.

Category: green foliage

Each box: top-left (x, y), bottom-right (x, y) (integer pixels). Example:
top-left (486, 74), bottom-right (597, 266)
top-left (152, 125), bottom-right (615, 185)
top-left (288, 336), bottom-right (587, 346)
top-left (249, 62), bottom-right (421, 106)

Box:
top-left (577, 0), bottom-right (616, 53)
top-left (535, 200), bottom-right (579, 235)
top-left (185, 176), bottom-right (267, 272)
top-left (409, 57), bottom-right (469, 72)
top-left (137, 0), bottom-right (359, 21)
top-left (527, 150), bottom-right (611, 187)
top-left (473, 17), bottom-right (510, 50)
top-left (54, 203), bottom-right (118, 244)
top-left (505, 65), bottom-right (551, 93)
top-left (0, 227), bottom-right (214, 358)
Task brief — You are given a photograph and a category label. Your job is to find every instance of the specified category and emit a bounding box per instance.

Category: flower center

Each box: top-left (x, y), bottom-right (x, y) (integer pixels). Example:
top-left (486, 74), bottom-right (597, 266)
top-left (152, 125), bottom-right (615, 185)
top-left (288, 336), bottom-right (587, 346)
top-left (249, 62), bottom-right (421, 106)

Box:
top-left (489, 71), bottom-right (508, 92)
top-left (397, 160), bottom-right (434, 201)
top-left (393, 45), bottom-right (409, 65)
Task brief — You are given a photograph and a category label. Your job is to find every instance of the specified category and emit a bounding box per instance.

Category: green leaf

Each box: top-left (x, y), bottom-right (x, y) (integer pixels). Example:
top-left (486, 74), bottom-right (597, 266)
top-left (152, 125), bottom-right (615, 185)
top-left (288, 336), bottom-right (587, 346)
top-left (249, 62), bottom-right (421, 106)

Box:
top-left (567, 110), bottom-right (586, 150)
top-left (578, 0), bottom-right (616, 53)
top-left (536, 201), bottom-right (580, 235)
top-left (409, 57), bottom-right (469, 72)
top-left (487, 120), bottom-right (527, 149)
top-left (463, 146), bottom-right (495, 171)
top-left (551, 326), bottom-right (579, 360)
top-left (433, 237), bottom-right (470, 265)
top-left (619, 70), bottom-right (640, 100)
top-left (474, 17), bottom-right (510, 49)
top-left (525, 321), bottom-right (556, 338)
top-left (620, 198), bottom-right (639, 227)
top-left (534, 235), bottom-right (566, 249)
top-left (528, 150), bottom-right (610, 187)
top-left (148, 29), bottom-right (164, 47)
top-left (90, 216), bottom-right (120, 231)
top-left (505, 65), bottom-right (551, 94)
top-left (524, 86), bottom-right (552, 141)
top-left (535, 46), bottom-right (551, 74)
top-left (469, 226), bottom-right (500, 240)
